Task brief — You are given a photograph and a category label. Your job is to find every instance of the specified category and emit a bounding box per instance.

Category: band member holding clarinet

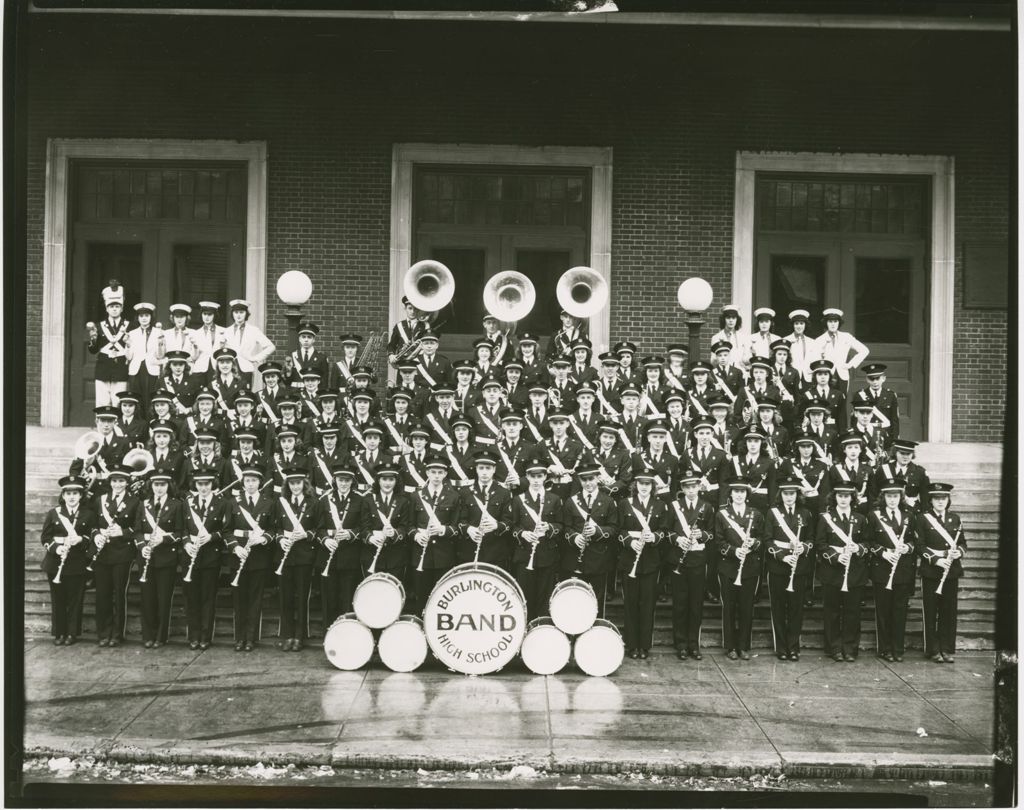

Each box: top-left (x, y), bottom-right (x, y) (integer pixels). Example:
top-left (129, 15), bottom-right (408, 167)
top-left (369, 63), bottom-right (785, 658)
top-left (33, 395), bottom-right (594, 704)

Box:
top-left (457, 450), bottom-right (512, 567)
top-left (715, 480), bottom-right (765, 661)
top-left (180, 471), bottom-right (228, 650)
top-left (814, 483), bottom-right (870, 662)
top-left (560, 461), bottom-right (619, 618)
top-left (916, 482), bottom-right (967, 664)
top-left (408, 455), bottom-right (462, 615)
top-left (668, 468), bottom-right (715, 661)
top-left (617, 469), bottom-right (668, 660)
top-left (41, 475), bottom-right (98, 646)
top-left (360, 463), bottom-right (411, 587)
top-left (91, 464), bottom-right (139, 647)
top-left (511, 463), bottom-right (563, 620)
top-left (869, 477), bottom-right (917, 663)
top-left (88, 280), bottom-right (131, 407)
top-left (273, 467), bottom-right (321, 652)
top-left (316, 463), bottom-right (366, 626)
top-left (135, 468), bottom-right (185, 649)
top-left (765, 475), bottom-right (814, 661)
top-left (225, 466), bottom-right (277, 651)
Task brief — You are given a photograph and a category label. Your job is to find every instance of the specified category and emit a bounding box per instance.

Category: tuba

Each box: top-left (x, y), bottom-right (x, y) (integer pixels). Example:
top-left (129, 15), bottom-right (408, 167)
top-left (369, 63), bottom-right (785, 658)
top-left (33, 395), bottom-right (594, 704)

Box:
top-left (74, 431), bottom-right (104, 465)
top-left (556, 267), bottom-right (608, 319)
top-left (483, 270), bottom-right (536, 325)
top-left (124, 447), bottom-right (155, 477)
top-left (404, 260), bottom-right (455, 314)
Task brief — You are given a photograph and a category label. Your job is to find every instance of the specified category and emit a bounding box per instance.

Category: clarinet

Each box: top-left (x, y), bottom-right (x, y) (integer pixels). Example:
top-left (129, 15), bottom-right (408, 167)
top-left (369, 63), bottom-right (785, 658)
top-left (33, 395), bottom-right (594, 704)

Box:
top-left (52, 541), bottom-right (70, 585)
top-left (786, 515), bottom-right (804, 592)
top-left (733, 513), bottom-right (756, 586)
top-left (323, 500), bottom-right (353, 577)
top-left (934, 524), bottom-right (963, 596)
top-left (884, 519), bottom-right (909, 591)
top-left (840, 522), bottom-right (857, 593)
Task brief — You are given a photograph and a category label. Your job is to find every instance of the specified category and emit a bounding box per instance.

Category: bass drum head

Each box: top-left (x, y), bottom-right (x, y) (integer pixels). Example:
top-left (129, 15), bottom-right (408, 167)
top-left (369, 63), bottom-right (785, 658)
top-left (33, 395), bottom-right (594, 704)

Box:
top-left (521, 617), bottom-right (571, 675)
top-left (353, 572), bottom-right (406, 629)
top-left (573, 618), bottom-right (624, 677)
top-left (323, 613), bottom-right (375, 671)
top-left (549, 577), bottom-right (598, 636)
top-left (378, 615), bottom-right (429, 673)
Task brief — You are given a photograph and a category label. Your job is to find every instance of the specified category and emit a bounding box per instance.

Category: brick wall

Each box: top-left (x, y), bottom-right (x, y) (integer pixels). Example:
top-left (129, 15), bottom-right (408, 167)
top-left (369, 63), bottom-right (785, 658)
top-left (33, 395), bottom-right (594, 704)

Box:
top-left (23, 17), bottom-right (1011, 441)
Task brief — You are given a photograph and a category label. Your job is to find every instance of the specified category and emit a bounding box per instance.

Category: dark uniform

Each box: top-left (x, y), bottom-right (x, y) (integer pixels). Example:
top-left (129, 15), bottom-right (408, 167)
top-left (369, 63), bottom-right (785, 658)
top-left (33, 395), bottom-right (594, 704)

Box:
top-left (764, 497), bottom-right (815, 660)
top-left (915, 490), bottom-right (967, 661)
top-left (714, 496), bottom-right (765, 657)
top-left (360, 487), bottom-right (412, 583)
top-left (814, 501), bottom-right (870, 660)
top-left (225, 483), bottom-right (278, 648)
top-left (180, 488), bottom-right (229, 647)
top-left (135, 485), bottom-right (186, 646)
top-left (91, 484), bottom-right (139, 644)
top-left (272, 483), bottom-right (322, 649)
top-left (617, 486), bottom-right (668, 656)
top-left (407, 480), bottom-right (462, 615)
top-left (40, 481), bottom-right (99, 643)
top-left (560, 485), bottom-right (619, 618)
top-left (316, 481), bottom-right (366, 625)
top-left (868, 500), bottom-right (917, 661)
top-left (510, 485), bottom-right (564, 620)
top-left (457, 479), bottom-right (513, 567)
top-left (850, 383), bottom-right (900, 438)
top-left (665, 489), bottom-right (715, 659)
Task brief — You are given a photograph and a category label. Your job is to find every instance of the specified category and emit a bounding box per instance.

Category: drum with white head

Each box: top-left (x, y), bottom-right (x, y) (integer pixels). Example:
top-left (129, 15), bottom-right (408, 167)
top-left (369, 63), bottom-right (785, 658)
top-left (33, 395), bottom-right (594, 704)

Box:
top-left (353, 572), bottom-right (406, 629)
top-left (549, 577), bottom-right (598, 636)
top-left (323, 612), bottom-right (375, 670)
top-left (378, 614), bottom-right (429, 672)
top-left (520, 616), bottom-right (571, 675)
top-left (572, 618), bottom-right (625, 677)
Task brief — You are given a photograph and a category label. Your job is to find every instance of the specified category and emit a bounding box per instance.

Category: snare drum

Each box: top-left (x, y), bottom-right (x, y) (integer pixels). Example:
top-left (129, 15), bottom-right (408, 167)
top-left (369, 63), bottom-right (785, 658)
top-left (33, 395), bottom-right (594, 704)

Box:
top-left (323, 612), bottom-right (375, 670)
top-left (520, 617), bottom-right (571, 675)
top-left (549, 577), bottom-right (598, 635)
top-left (573, 618), bottom-right (624, 677)
top-left (378, 614), bottom-right (429, 672)
top-left (353, 572), bottom-right (406, 629)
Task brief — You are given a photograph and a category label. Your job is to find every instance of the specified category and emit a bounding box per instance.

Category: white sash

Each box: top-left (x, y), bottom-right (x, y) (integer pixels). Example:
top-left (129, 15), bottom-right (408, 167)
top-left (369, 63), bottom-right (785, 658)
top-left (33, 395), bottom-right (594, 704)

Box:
top-left (404, 455), bottom-right (427, 488)
top-left (629, 502), bottom-right (653, 535)
top-left (923, 513), bottom-right (959, 549)
top-left (475, 408), bottom-right (502, 439)
top-left (235, 499), bottom-right (262, 532)
top-left (822, 513), bottom-right (854, 546)
top-left (720, 509), bottom-right (751, 541)
top-left (417, 363), bottom-right (439, 388)
top-left (594, 384), bottom-right (620, 417)
top-left (770, 507), bottom-right (801, 546)
top-left (426, 413), bottom-right (453, 446)
top-left (874, 511), bottom-right (902, 546)
top-left (346, 419), bottom-right (368, 449)
top-left (663, 368), bottom-right (686, 391)
top-left (259, 393), bottom-right (280, 424)
top-left (714, 372), bottom-right (737, 402)
top-left (671, 501), bottom-right (693, 537)
top-left (279, 497), bottom-right (304, 532)
top-left (397, 321), bottom-right (411, 345)
top-left (525, 416), bottom-right (543, 443)
top-left (352, 453), bottom-right (377, 487)
top-left (445, 446), bottom-right (473, 483)
top-left (568, 415), bottom-right (596, 450)
top-left (519, 494), bottom-right (543, 527)
top-left (56, 511), bottom-right (80, 538)
top-left (687, 391), bottom-right (709, 417)
top-left (616, 427), bottom-right (636, 454)
top-left (303, 397), bottom-right (322, 420)
top-left (336, 359), bottom-right (355, 383)
top-left (313, 450), bottom-right (332, 484)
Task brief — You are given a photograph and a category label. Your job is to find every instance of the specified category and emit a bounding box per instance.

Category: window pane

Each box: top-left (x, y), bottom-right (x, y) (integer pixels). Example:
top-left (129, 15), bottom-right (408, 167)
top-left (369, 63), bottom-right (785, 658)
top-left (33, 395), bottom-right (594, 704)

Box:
top-left (514, 249), bottom-right (571, 337)
top-left (172, 244), bottom-right (229, 323)
top-left (430, 248), bottom-right (486, 334)
top-left (769, 255), bottom-right (826, 333)
top-left (855, 257), bottom-right (911, 343)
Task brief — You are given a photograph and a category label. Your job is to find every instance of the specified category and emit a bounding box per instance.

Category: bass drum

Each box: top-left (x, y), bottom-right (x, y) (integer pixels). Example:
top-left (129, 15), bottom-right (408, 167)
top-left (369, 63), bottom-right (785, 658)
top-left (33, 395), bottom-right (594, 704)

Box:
top-left (378, 615), bottom-right (429, 673)
top-left (549, 577), bottom-right (598, 636)
top-left (353, 572), bottom-right (406, 629)
top-left (423, 562), bottom-right (528, 675)
top-left (572, 618), bottom-right (625, 677)
top-left (323, 612), bottom-right (375, 671)
top-left (520, 616), bottom-right (571, 675)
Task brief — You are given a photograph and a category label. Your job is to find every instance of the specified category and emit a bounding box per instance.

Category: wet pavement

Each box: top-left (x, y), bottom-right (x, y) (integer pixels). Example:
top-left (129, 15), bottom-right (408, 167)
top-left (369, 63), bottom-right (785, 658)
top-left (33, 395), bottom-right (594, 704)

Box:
top-left (21, 637), bottom-right (996, 781)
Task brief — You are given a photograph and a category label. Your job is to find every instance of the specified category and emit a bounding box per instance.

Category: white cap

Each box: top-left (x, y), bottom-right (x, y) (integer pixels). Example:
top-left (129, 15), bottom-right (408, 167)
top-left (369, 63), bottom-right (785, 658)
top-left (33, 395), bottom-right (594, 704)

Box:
top-left (753, 307), bottom-right (776, 319)
top-left (229, 299), bottom-right (250, 310)
top-left (134, 302), bottom-right (155, 313)
top-left (169, 303), bottom-right (192, 315)
top-left (102, 283), bottom-right (124, 305)
top-left (198, 301), bottom-right (220, 310)
top-left (823, 307), bottom-right (844, 318)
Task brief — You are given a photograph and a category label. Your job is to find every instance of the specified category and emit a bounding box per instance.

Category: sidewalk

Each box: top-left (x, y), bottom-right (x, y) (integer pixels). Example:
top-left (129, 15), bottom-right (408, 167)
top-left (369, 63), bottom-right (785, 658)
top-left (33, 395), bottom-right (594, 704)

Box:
top-left (23, 638), bottom-right (995, 781)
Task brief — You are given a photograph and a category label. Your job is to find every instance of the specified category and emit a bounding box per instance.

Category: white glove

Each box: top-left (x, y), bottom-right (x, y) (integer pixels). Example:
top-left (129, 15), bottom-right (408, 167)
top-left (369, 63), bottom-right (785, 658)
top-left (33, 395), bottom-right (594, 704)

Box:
top-left (325, 537), bottom-right (339, 553)
top-left (141, 546), bottom-right (152, 560)
top-left (574, 534), bottom-right (587, 550)
top-left (783, 553), bottom-right (798, 566)
top-left (882, 550), bottom-right (898, 565)
top-left (630, 538), bottom-right (644, 554)
top-left (838, 551), bottom-right (851, 566)
top-left (233, 546), bottom-right (246, 560)
top-left (735, 547), bottom-right (747, 561)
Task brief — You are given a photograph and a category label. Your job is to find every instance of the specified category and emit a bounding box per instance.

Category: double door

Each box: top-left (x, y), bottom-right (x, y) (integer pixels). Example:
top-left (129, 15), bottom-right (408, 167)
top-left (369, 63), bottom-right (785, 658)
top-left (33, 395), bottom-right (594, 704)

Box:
top-left (67, 223), bottom-right (244, 425)
top-left (756, 234), bottom-right (927, 439)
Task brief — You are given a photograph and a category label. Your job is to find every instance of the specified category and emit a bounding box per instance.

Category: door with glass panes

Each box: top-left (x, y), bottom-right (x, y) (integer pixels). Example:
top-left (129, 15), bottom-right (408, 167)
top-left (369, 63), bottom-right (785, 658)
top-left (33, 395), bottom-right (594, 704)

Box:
top-left (66, 164), bottom-right (246, 425)
top-left (755, 176), bottom-right (928, 439)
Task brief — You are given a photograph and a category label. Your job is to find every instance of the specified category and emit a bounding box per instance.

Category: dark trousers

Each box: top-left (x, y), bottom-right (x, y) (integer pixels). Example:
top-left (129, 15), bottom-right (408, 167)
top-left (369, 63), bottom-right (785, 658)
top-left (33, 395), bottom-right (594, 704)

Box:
top-left (705, 553), bottom-right (721, 600)
top-left (129, 370), bottom-right (160, 415)
top-left (140, 566), bottom-right (176, 643)
top-left (768, 571), bottom-right (808, 655)
top-left (580, 572), bottom-right (608, 619)
top-left (822, 583), bottom-right (864, 657)
top-left (874, 582), bottom-right (914, 656)
top-left (233, 567), bottom-right (266, 642)
top-left (514, 562), bottom-right (557, 621)
top-left (322, 568), bottom-right (361, 627)
top-left (279, 565), bottom-right (313, 641)
top-left (184, 565), bottom-right (220, 643)
top-left (719, 573), bottom-right (756, 652)
top-left (622, 569), bottom-right (658, 650)
top-left (94, 561), bottom-right (131, 640)
top-left (921, 577), bottom-right (958, 655)
top-left (49, 574), bottom-right (87, 639)
top-left (671, 565), bottom-right (705, 652)
top-left (410, 567), bottom-right (444, 617)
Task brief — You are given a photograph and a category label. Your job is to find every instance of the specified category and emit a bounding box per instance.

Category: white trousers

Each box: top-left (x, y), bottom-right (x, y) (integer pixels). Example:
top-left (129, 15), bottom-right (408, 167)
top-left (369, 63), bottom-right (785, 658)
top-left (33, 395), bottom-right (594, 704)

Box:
top-left (95, 380), bottom-right (128, 407)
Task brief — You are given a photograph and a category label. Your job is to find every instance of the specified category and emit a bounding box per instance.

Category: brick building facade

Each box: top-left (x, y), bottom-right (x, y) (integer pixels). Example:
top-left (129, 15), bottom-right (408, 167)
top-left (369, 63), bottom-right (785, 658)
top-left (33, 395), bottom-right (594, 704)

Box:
top-left (21, 11), bottom-right (1011, 442)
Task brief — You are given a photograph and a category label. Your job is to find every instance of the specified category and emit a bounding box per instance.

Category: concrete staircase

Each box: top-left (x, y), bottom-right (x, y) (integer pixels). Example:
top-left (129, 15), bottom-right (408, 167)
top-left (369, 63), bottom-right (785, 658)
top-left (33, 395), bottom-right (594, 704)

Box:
top-left (23, 428), bottom-right (1002, 649)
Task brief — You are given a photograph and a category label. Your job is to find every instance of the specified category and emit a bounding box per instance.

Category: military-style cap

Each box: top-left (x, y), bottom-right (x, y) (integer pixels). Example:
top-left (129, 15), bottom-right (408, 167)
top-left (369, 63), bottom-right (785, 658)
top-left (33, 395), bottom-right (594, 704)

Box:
top-left (375, 463), bottom-right (400, 478)
top-left (575, 383), bottom-right (597, 397)
top-left (598, 351), bottom-right (619, 365)
top-left (691, 419), bottom-right (714, 432)
top-left (928, 482), bottom-right (954, 496)
top-left (546, 408), bottom-right (571, 422)
top-left (832, 483), bottom-right (856, 494)
top-left (633, 468), bottom-right (657, 483)
top-left (198, 301), bottom-right (220, 311)
top-left (663, 392), bottom-right (685, 407)
top-left (517, 332), bottom-right (540, 345)
top-left (500, 408), bottom-right (524, 423)
top-left (503, 360), bottom-right (524, 372)
top-left (792, 432), bottom-right (818, 445)
top-left (677, 468), bottom-right (703, 485)
top-left (891, 438), bottom-right (918, 454)
top-left (753, 307), bottom-right (776, 319)
top-left (614, 341), bottom-right (638, 356)
top-left (319, 427), bottom-right (340, 439)
top-left (59, 475), bottom-right (87, 491)
top-left (473, 338), bottom-right (495, 352)
top-left (803, 402), bottom-right (828, 414)
top-left (777, 474), bottom-right (802, 491)
top-left (453, 360), bottom-right (475, 374)
top-left (879, 478), bottom-right (905, 493)
top-left (297, 321), bottom-right (319, 336)
top-left (424, 454), bottom-right (449, 471)
top-left (810, 360), bottom-right (835, 375)
top-left (838, 431), bottom-right (865, 446)
top-left (101, 282), bottom-right (124, 306)
top-left (822, 307), bottom-right (844, 321)
top-left (397, 360), bottom-right (419, 372)
top-left (277, 395), bottom-right (299, 408)
top-left (192, 470), bottom-right (217, 483)
top-left (194, 430), bottom-right (218, 443)
top-left (338, 333), bottom-right (363, 345)
top-left (282, 466), bottom-right (307, 480)
top-left (472, 449), bottom-right (499, 466)
top-left (852, 403), bottom-right (874, 413)
top-left (480, 376), bottom-right (504, 391)
top-left (576, 460), bottom-right (603, 478)
top-left (769, 339), bottom-right (790, 354)
top-left (666, 344), bottom-right (688, 358)
top-left (431, 382), bottom-right (456, 396)
top-left (240, 466), bottom-right (264, 479)
top-left (117, 392), bottom-right (140, 406)
top-left (134, 302), bottom-right (156, 313)
top-left (350, 391), bottom-right (374, 403)
top-left (570, 338), bottom-right (593, 353)
top-left (301, 371), bottom-right (322, 381)
top-left (528, 384), bottom-right (549, 395)
top-left (352, 366), bottom-right (374, 379)
top-left (228, 299), bottom-right (251, 311)
top-left (407, 424), bottom-right (431, 438)
top-left (720, 304), bottom-right (740, 316)
top-left (213, 347), bottom-right (238, 362)
top-left (550, 357), bottom-right (571, 368)
top-left (276, 427), bottom-right (298, 440)
top-left (194, 388), bottom-right (217, 401)
top-left (707, 394), bottom-right (731, 410)
top-left (750, 359), bottom-right (773, 373)
top-left (788, 309), bottom-right (809, 322)
top-left (418, 329), bottom-right (440, 343)
top-left (316, 390), bottom-right (339, 401)
top-left (710, 340), bottom-right (734, 354)
top-left (331, 463), bottom-right (356, 479)
top-left (234, 390), bottom-right (255, 405)
top-left (742, 429), bottom-right (765, 441)
top-left (150, 423), bottom-right (175, 435)
top-left (169, 303), bottom-right (192, 315)
top-left (690, 359), bottom-right (712, 374)
top-left (389, 390), bottom-right (413, 403)
top-left (756, 398), bottom-right (777, 410)
top-left (525, 461), bottom-right (548, 475)
top-left (234, 429), bottom-right (259, 442)
top-left (107, 464), bottom-right (133, 479)
top-left (451, 415), bottom-right (474, 430)
top-left (642, 355), bottom-right (666, 368)
top-left (149, 468), bottom-right (175, 483)
top-left (645, 419), bottom-right (669, 434)
top-left (620, 385), bottom-right (641, 398)
top-left (165, 349), bottom-right (191, 363)
top-left (361, 423), bottom-right (384, 437)
top-left (259, 361), bottom-right (283, 375)
top-left (728, 480), bottom-right (752, 490)
top-left (94, 405), bottom-right (119, 419)
top-left (597, 419), bottom-right (620, 435)
top-left (863, 363), bottom-right (888, 378)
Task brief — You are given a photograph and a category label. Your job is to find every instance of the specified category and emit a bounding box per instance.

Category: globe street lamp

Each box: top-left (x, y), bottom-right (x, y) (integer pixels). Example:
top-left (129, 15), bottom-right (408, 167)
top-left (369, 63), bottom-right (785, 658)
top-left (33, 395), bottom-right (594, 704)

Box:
top-left (276, 270), bottom-right (313, 351)
top-left (677, 277), bottom-right (714, 362)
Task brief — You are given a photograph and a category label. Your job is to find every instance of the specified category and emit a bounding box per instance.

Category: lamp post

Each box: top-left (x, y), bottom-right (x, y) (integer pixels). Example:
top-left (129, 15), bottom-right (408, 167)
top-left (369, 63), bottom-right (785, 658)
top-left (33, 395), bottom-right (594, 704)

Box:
top-left (677, 277), bottom-right (714, 362)
top-left (276, 270), bottom-right (313, 352)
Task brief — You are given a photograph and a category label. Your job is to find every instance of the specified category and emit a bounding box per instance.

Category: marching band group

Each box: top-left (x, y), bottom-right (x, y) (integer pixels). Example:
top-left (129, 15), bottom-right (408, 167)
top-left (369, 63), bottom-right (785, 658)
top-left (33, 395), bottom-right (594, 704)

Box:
top-left (41, 280), bottom-right (967, 666)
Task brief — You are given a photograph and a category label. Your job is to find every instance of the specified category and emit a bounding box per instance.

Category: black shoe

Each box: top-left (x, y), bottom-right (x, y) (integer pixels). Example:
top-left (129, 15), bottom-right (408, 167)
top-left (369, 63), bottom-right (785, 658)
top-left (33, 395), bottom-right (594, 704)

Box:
top-left (893, 654), bottom-right (903, 663)
top-left (789, 652), bottom-right (800, 662)
top-left (931, 653), bottom-right (944, 664)
top-left (144, 640), bottom-right (154, 649)
top-left (942, 652), bottom-right (955, 663)
top-left (777, 652), bottom-right (789, 661)
top-left (53, 636), bottom-right (64, 646)
top-left (293, 640), bottom-right (304, 652)
top-left (109, 639), bottom-right (120, 648)
top-left (98, 638), bottom-right (109, 647)
top-left (153, 641), bottom-right (164, 649)
top-left (689, 650), bottom-right (703, 661)
top-left (629, 648), bottom-right (640, 659)
top-left (726, 650), bottom-right (738, 660)
top-left (234, 641), bottom-right (245, 652)
top-left (832, 652), bottom-right (844, 663)
top-left (843, 653), bottom-right (856, 662)
top-left (199, 641), bottom-right (211, 651)
top-left (739, 650), bottom-right (751, 661)
top-left (244, 642), bottom-right (254, 652)
top-left (65, 636), bottom-right (77, 646)
top-left (189, 640), bottom-right (200, 651)
top-left (676, 649), bottom-right (688, 661)
top-left (639, 649), bottom-right (649, 660)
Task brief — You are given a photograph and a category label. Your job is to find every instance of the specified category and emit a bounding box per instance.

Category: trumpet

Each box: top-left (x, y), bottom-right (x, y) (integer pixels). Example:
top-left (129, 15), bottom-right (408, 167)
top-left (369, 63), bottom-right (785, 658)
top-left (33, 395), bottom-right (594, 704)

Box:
top-left (786, 515), bottom-right (804, 592)
top-left (733, 514), bottom-right (756, 586)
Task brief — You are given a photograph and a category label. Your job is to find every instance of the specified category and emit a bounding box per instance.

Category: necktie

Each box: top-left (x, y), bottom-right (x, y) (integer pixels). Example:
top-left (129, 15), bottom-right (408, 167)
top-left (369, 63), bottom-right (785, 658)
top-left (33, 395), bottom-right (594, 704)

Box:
top-left (248, 497), bottom-right (256, 508)
top-left (700, 449), bottom-right (707, 463)
top-left (788, 508), bottom-right (794, 518)
top-left (586, 494), bottom-right (593, 509)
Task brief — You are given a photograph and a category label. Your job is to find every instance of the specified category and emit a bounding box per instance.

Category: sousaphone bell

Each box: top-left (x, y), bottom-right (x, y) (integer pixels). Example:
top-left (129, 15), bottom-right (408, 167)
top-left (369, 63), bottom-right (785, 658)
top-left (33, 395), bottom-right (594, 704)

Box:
top-left (556, 266), bottom-right (608, 319)
top-left (403, 260), bottom-right (455, 313)
top-left (483, 270), bottom-right (536, 324)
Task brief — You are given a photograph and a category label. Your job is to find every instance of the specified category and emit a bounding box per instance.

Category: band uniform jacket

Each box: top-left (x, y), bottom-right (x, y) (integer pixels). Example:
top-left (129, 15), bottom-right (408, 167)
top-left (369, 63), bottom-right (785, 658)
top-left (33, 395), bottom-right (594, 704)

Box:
top-left (616, 495), bottom-right (668, 576)
top-left (228, 449), bottom-right (267, 483)
top-left (850, 385), bottom-right (900, 437)
top-left (915, 509), bottom-right (967, 583)
top-left (126, 324), bottom-right (162, 377)
top-left (188, 324), bottom-right (227, 376)
top-left (334, 356), bottom-right (360, 394)
top-left (685, 445), bottom-right (727, 505)
top-left (827, 460), bottom-right (873, 511)
top-left (160, 327), bottom-right (197, 364)
top-left (753, 422), bottom-right (791, 465)
top-left (516, 356), bottom-right (549, 389)
top-left (778, 456), bottom-right (831, 514)
top-left (802, 384), bottom-right (846, 427)
top-left (414, 352), bottom-right (453, 388)
top-left (570, 361), bottom-right (600, 388)
top-left (180, 493), bottom-right (229, 571)
top-left (270, 450), bottom-right (311, 493)
top-left (409, 485), bottom-right (462, 570)
top-left (221, 321), bottom-right (276, 375)
top-left (272, 418), bottom-right (314, 454)
top-left (256, 385), bottom-right (287, 425)
top-left (803, 423), bottom-right (839, 465)
top-left (561, 489), bottom-right (619, 575)
top-left (149, 448), bottom-right (188, 493)
top-left (664, 497), bottom-right (715, 571)
top-left (733, 383), bottom-right (781, 425)
top-left (664, 417), bottom-right (689, 458)
top-left (811, 330), bottom-right (870, 382)
top-left (272, 492), bottom-right (321, 568)
top-left (445, 441), bottom-right (477, 488)
top-left (225, 490), bottom-right (280, 571)
top-left (545, 379), bottom-right (577, 413)
top-left (210, 374), bottom-right (243, 414)
top-left (457, 482), bottom-right (513, 564)
top-left (637, 382), bottom-right (669, 418)
top-left (764, 505), bottom-right (815, 579)
top-left (567, 410), bottom-right (601, 450)
top-left (662, 365), bottom-right (691, 394)
top-left (309, 447), bottom-right (347, 495)
top-left (851, 423), bottom-right (890, 468)
top-left (89, 317), bottom-right (130, 382)
top-left (451, 382), bottom-right (479, 414)
top-left (504, 381), bottom-right (530, 411)
top-left (470, 403), bottom-right (505, 446)
top-left (714, 504), bottom-right (765, 583)
top-left (380, 414), bottom-right (415, 455)
top-left (162, 372), bottom-right (201, 413)
top-left (118, 414), bottom-right (150, 449)
top-left (593, 376), bottom-right (624, 416)
top-left (184, 452), bottom-right (234, 492)
top-left (873, 460), bottom-right (932, 513)
top-left (315, 488), bottom-right (366, 573)
top-left (134, 496), bottom-right (186, 570)
top-left (386, 384), bottom-right (430, 420)
top-left (538, 436), bottom-right (584, 490)
top-left (592, 445), bottom-right (633, 500)
top-left (185, 412), bottom-right (230, 452)
top-left (511, 490), bottom-right (564, 569)
top-left (769, 363), bottom-right (802, 419)
top-left (616, 414), bottom-right (647, 453)
top-left (867, 508), bottom-right (917, 588)
top-left (69, 433), bottom-right (130, 493)
top-left (91, 491), bottom-right (140, 566)
top-left (360, 490), bottom-right (412, 571)
top-left (721, 454), bottom-right (775, 507)
top-left (284, 347), bottom-right (333, 390)
top-left (813, 507), bottom-right (871, 588)
top-left (494, 438), bottom-right (531, 493)
top-left (710, 364), bottom-right (744, 402)
top-left (546, 326), bottom-right (584, 362)
top-left (632, 450), bottom-right (678, 499)
top-left (421, 405), bottom-right (459, 449)
top-left (400, 451), bottom-right (431, 494)
top-left (522, 407), bottom-right (552, 445)
top-left (707, 421), bottom-right (737, 459)
top-left (388, 317), bottom-right (428, 357)
top-left (229, 414), bottom-right (269, 456)
top-left (40, 504), bottom-right (100, 577)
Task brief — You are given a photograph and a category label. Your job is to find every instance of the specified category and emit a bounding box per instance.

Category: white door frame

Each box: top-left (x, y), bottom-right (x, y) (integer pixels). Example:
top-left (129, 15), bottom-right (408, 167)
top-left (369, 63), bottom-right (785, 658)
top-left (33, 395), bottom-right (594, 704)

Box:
top-left (732, 151), bottom-right (955, 442)
top-left (40, 138), bottom-right (268, 427)
top-left (388, 143), bottom-right (613, 353)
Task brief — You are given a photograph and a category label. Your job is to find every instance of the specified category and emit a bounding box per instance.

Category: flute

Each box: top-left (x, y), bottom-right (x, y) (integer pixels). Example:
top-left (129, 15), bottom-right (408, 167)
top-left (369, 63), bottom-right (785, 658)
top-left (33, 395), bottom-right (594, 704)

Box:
top-left (934, 525), bottom-right (963, 596)
top-left (733, 514), bottom-right (756, 586)
top-left (786, 515), bottom-right (804, 592)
